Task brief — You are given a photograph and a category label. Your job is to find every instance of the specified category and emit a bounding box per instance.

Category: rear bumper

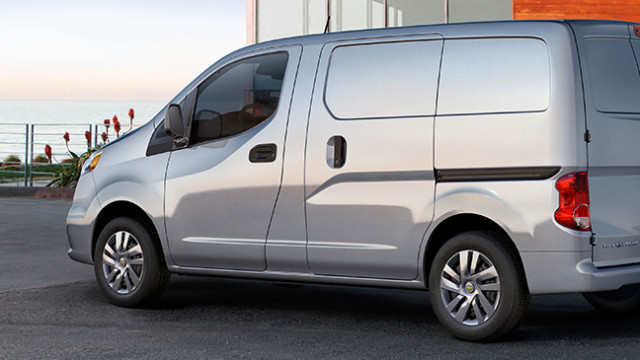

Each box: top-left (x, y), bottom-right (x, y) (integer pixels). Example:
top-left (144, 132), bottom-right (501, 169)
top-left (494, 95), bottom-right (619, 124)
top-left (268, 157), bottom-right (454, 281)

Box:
top-left (522, 250), bottom-right (640, 294)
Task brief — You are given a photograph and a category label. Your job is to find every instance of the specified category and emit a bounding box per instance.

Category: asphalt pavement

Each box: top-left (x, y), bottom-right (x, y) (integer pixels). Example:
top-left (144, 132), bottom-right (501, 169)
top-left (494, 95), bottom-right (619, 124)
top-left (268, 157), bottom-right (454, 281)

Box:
top-left (1, 197), bottom-right (639, 359)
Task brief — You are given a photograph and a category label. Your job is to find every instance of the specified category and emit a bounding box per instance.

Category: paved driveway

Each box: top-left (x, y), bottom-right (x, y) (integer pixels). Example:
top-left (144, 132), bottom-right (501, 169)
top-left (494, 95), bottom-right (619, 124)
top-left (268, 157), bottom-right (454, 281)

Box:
top-left (0, 197), bottom-right (639, 359)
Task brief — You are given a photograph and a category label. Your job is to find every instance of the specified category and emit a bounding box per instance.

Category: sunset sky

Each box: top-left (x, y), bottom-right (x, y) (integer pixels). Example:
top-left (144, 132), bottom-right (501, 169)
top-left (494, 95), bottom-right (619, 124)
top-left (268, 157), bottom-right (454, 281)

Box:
top-left (0, 0), bottom-right (246, 102)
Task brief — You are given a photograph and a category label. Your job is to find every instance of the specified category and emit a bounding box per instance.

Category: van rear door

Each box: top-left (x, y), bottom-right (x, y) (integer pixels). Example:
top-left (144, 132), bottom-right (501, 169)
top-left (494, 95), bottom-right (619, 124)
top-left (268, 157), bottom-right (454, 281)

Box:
top-left (571, 21), bottom-right (640, 267)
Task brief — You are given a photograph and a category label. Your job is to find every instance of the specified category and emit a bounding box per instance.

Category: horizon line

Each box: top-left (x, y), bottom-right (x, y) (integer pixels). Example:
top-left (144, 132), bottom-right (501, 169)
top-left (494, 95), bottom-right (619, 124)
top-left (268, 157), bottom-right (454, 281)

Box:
top-left (0, 98), bottom-right (168, 102)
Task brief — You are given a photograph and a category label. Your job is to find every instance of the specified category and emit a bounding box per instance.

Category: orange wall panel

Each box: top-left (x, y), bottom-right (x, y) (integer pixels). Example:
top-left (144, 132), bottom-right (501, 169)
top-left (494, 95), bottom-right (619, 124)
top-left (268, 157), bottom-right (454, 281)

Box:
top-left (514, 0), bottom-right (640, 23)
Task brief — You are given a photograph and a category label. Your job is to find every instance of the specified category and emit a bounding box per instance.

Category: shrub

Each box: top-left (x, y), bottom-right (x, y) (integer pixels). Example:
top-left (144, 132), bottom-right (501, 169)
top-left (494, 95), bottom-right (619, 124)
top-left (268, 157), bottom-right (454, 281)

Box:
top-left (33, 155), bottom-right (49, 163)
top-left (3, 154), bottom-right (21, 165)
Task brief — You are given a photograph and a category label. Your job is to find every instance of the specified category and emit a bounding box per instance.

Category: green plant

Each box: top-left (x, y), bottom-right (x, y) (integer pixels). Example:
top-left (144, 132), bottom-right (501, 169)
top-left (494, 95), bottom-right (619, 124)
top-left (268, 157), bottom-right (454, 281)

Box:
top-left (33, 154), bottom-right (49, 163)
top-left (3, 154), bottom-right (21, 165)
top-left (47, 150), bottom-right (94, 188)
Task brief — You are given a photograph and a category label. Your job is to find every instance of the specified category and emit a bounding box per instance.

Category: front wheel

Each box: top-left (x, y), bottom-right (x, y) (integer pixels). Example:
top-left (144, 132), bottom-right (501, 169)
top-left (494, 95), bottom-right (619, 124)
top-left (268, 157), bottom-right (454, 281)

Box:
top-left (583, 284), bottom-right (640, 314)
top-left (93, 217), bottom-right (171, 307)
top-left (429, 231), bottom-right (530, 341)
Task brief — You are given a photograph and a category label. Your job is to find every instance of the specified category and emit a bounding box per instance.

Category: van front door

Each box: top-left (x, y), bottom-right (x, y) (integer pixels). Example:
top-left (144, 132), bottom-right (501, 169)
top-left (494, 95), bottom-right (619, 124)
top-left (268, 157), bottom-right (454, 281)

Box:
top-left (164, 47), bottom-right (300, 270)
top-left (304, 37), bottom-right (442, 280)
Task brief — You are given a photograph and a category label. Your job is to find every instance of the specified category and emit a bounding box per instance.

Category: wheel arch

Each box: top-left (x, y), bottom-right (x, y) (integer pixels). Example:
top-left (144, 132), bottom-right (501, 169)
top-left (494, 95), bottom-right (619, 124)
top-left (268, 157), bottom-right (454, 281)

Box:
top-left (92, 201), bottom-right (164, 263)
top-left (423, 213), bottom-right (528, 292)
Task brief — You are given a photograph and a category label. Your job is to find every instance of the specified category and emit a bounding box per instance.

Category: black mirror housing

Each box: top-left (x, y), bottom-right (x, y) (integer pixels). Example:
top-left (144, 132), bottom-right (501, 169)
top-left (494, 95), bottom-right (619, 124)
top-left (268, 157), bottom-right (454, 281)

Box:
top-left (165, 104), bottom-right (188, 147)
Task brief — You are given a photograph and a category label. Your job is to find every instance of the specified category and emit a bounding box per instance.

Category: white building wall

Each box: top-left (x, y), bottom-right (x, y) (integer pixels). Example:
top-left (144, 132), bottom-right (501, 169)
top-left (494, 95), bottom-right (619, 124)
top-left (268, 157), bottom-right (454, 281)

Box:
top-left (248, 0), bottom-right (513, 44)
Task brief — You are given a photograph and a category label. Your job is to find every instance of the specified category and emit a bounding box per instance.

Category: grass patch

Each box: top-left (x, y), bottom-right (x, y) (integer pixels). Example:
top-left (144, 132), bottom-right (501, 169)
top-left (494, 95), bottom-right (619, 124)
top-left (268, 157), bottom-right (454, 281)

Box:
top-left (0, 164), bottom-right (69, 182)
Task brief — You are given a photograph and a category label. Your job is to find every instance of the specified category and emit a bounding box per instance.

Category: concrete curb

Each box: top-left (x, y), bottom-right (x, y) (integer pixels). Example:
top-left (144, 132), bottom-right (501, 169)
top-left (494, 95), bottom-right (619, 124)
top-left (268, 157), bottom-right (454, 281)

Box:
top-left (0, 187), bottom-right (74, 199)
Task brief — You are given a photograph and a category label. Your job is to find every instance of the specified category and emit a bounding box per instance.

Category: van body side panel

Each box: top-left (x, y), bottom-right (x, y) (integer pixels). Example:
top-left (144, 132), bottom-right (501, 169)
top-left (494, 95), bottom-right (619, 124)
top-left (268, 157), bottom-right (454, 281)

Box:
top-left (431, 179), bottom-right (602, 294)
top-left (304, 36), bottom-right (441, 280)
top-left (433, 24), bottom-right (593, 293)
top-left (91, 123), bottom-right (169, 248)
top-left (163, 45), bottom-right (302, 271)
top-left (571, 21), bottom-right (640, 267)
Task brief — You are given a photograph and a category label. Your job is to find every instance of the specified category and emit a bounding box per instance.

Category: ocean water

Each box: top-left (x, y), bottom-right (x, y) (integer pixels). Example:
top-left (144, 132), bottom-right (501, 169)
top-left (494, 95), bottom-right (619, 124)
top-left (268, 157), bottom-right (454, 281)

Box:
top-left (0, 100), bottom-right (166, 162)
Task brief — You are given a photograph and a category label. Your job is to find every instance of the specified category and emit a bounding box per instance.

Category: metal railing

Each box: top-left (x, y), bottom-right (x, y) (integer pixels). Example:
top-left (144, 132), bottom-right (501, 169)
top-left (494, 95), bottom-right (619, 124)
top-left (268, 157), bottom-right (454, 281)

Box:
top-left (0, 122), bottom-right (136, 186)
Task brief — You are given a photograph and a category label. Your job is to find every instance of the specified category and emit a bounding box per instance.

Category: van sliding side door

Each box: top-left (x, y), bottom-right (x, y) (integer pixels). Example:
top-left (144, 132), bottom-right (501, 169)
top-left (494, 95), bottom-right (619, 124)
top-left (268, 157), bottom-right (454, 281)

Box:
top-left (304, 35), bottom-right (442, 280)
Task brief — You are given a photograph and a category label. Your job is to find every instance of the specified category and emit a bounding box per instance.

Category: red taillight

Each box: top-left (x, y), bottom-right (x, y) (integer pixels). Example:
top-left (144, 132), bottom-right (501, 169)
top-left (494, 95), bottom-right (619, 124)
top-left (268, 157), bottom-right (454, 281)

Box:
top-left (554, 172), bottom-right (591, 231)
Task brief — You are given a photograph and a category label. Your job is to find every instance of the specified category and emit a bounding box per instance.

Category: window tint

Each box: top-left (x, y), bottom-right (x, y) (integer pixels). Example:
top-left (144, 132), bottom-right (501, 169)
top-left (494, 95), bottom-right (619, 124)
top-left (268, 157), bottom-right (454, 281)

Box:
top-left (324, 40), bottom-right (442, 119)
top-left (438, 38), bottom-right (549, 115)
top-left (191, 52), bottom-right (288, 145)
top-left (585, 39), bottom-right (640, 113)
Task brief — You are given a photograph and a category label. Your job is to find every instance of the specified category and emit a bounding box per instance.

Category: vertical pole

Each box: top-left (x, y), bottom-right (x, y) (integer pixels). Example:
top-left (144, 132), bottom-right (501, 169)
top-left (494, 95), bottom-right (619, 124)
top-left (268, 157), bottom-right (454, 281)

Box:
top-left (247, 0), bottom-right (257, 44)
top-left (94, 124), bottom-right (98, 147)
top-left (383, 0), bottom-right (388, 28)
top-left (444, 0), bottom-right (449, 23)
top-left (30, 124), bottom-right (34, 186)
top-left (88, 124), bottom-right (93, 149)
top-left (24, 124), bottom-right (28, 186)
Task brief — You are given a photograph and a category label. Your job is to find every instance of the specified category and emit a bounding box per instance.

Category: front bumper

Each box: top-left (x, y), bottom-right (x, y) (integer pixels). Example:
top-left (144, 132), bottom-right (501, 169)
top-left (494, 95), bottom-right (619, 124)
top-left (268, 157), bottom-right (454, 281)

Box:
top-left (66, 173), bottom-right (99, 265)
top-left (67, 216), bottom-right (94, 264)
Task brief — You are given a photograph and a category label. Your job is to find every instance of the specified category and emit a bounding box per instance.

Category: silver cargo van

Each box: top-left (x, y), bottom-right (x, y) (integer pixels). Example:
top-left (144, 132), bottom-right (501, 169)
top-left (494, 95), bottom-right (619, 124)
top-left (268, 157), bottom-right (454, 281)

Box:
top-left (67, 20), bottom-right (640, 341)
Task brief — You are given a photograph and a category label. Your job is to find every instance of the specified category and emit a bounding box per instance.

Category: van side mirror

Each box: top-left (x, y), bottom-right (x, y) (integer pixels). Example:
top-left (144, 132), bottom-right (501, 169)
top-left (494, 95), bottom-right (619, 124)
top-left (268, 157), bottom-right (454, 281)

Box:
top-left (165, 104), bottom-right (189, 147)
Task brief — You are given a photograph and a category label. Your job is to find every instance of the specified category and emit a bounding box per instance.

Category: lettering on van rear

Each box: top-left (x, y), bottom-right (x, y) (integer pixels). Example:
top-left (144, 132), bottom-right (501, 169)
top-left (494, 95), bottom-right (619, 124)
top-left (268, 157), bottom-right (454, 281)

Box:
top-left (601, 240), bottom-right (639, 249)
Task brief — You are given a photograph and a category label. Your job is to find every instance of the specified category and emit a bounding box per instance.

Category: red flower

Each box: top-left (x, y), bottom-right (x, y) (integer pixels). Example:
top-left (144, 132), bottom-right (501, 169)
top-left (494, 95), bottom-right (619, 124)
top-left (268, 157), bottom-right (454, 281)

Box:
top-left (128, 108), bottom-right (134, 121)
top-left (85, 130), bottom-right (91, 148)
top-left (112, 115), bottom-right (118, 123)
top-left (101, 132), bottom-right (108, 143)
top-left (44, 145), bottom-right (52, 164)
top-left (114, 119), bottom-right (121, 137)
top-left (63, 132), bottom-right (70, 143)
top-left (104, 119), bottom-right (110, 127)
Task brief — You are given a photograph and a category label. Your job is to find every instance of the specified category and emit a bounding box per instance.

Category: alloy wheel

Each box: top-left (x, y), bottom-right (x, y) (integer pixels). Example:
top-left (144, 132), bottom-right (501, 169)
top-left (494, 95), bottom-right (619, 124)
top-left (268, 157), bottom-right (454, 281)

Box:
top-left (101, 230), bottom-right (145, 294)
top-left (439, 249), bottom-right (501, 326)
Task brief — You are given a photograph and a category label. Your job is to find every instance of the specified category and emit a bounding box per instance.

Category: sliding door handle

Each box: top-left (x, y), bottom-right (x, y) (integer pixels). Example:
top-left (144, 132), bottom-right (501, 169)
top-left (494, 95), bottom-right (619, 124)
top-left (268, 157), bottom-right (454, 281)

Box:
top-left (327, 135), bottom-right (346, 168)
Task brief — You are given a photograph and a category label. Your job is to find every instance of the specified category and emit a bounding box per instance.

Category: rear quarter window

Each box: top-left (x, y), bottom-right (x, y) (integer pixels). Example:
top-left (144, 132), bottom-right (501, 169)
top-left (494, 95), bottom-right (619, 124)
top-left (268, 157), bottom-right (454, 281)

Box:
top-left (437, 38), bottom-right (550, 115)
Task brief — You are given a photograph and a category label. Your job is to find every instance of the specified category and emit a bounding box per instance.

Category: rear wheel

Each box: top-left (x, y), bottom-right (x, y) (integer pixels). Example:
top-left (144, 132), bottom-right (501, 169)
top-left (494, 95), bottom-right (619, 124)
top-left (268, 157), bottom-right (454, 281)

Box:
top-left (93, 217), bottom-right (171, 307)
top-left (429, 231), bottom-right (530, 341)
top-left (583, 284), bottom-right (640, 314)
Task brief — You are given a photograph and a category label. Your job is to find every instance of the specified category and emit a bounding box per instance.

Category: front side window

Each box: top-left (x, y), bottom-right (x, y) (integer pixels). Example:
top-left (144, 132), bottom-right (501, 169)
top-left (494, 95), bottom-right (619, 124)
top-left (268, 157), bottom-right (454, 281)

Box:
top-left (190, 52), bottom-right (288, 145)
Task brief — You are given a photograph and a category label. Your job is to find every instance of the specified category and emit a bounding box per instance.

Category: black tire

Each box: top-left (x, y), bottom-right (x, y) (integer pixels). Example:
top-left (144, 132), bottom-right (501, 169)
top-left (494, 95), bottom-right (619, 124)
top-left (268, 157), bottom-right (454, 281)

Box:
top-left (583, 284), bottom-right (640, 314)
top-left (93, 217), bottom-right (171, 307)
top-left (429, 231), bottom-right (530, 341)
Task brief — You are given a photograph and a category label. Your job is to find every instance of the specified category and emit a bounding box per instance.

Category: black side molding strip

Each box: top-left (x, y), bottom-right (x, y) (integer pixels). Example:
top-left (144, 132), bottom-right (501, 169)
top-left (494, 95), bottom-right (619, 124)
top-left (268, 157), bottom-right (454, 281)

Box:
top-left (435, 167), bottom-right (561, 182)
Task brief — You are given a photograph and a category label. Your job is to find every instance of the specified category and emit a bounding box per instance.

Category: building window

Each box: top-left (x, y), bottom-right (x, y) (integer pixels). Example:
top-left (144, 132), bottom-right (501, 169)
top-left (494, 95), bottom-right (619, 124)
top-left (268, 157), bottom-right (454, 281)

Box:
top-left (448, 0), bottom-right (512, 23)
top-left (387, 0), bottom-right (444, 26)
top-left (250, 0), bottom-right (514, 44)
top-left (257, 0), bottom-right (326, 42)
top-left (329, 0), bottom-right (384, 32)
